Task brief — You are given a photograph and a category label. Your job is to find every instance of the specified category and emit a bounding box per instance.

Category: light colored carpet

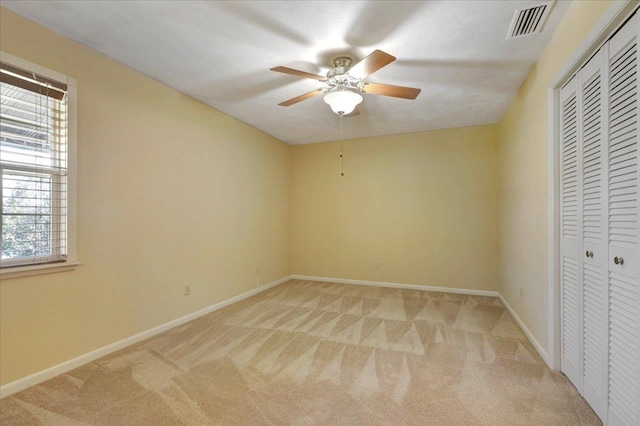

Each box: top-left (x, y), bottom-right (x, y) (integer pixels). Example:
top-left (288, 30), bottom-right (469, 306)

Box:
top-left (1, 279), bottom-right (600, 425)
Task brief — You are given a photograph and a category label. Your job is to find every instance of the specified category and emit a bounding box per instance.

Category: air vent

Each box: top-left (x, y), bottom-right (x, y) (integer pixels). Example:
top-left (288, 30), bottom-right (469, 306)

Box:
top-left (507, 2), bottom-right (552, 39)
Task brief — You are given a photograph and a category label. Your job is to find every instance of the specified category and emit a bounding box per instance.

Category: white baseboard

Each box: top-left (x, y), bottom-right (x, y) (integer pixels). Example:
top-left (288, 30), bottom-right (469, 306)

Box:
top-left (0, 275), bottom-right (291, 399)
top-left (291, 275), bottom-right (500, 297)
top-left (498, 294), bottom-right (549, 366)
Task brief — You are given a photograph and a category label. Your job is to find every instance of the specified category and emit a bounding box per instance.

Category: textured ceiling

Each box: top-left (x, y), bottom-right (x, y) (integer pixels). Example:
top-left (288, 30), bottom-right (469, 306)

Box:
top-left (2, 1), bottom-right (570, 145)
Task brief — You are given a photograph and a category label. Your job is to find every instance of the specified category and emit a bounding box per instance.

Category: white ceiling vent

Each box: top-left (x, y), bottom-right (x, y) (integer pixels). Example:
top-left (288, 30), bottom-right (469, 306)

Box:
top-left (507, 2), bottom-right (553, 39)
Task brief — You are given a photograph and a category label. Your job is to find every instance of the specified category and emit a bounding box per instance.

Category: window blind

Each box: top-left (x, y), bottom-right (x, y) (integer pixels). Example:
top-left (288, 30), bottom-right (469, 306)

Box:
top-left (0, 61), bottom-right (68, 267)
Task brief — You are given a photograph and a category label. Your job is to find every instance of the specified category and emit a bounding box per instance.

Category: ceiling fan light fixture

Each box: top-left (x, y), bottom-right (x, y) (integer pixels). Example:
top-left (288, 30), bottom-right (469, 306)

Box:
top-left (324, 90), bottom-right (363, 115)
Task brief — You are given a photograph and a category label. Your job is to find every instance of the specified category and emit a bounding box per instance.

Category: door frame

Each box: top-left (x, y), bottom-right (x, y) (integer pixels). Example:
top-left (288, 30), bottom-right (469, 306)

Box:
top-left (547, 0), bottom-right (639, 371)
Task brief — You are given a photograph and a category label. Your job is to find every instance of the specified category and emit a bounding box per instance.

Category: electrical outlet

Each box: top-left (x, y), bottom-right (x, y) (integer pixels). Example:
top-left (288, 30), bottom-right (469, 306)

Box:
top-left (375, 261), bottom-right (381, 270)
top-left (184, 285), bottom-right (191, 296)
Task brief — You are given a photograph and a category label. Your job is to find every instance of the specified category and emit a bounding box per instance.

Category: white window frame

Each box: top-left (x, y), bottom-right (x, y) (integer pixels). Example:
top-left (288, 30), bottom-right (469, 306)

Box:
top-left (0, 51), bottom-right (80, 279)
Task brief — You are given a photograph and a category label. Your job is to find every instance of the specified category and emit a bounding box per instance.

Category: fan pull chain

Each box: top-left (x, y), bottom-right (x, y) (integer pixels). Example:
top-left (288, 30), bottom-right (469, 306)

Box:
top-left (339, 113), bottom-right (344, 176)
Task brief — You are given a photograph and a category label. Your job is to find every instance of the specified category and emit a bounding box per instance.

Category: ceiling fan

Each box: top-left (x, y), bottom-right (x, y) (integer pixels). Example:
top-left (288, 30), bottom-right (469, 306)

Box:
top-left (270, 50), bottom-right (421, 116)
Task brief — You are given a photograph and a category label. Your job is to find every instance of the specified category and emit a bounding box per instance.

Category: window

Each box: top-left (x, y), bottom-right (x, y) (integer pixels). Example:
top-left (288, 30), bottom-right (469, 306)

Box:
top-left (0, 52), bottom-right (78, 276)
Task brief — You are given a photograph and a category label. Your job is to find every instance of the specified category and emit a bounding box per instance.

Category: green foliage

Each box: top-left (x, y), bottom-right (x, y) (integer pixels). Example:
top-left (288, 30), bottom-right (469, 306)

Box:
top-left (1, 180), bottom-right (52, 259)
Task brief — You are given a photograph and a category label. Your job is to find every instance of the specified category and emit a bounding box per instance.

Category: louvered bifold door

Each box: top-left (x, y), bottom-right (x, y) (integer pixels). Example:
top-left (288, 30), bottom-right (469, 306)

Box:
top-left (580, 49), bottom-right (609, 420)
top-left (606, 13), bottom-right (640, 426)
top-left (561, 75), bottom-right (583, 389)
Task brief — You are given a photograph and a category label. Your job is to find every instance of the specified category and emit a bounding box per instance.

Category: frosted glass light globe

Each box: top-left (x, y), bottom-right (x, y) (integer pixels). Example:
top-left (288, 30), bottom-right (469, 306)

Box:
top-left (324, 90), bottom-right (363, 115)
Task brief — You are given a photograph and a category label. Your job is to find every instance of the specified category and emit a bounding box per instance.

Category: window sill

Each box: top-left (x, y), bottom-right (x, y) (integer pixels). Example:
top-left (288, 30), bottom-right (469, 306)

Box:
top-left (0, 261), bottom-right (83, 280)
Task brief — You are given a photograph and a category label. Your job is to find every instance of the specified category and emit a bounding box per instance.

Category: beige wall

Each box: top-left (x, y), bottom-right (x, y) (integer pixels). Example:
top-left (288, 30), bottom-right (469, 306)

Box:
top-left (497, 1), bottom-right (616, 354)
top-left (292, 125), bottom-right (499, 291)
top-left (0, 8), bottom-right (291, 385)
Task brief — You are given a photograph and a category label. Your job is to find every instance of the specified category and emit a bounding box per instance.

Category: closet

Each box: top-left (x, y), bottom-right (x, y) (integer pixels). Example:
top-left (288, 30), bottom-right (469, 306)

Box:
top-left (560, 11), bottom-right (639, 425)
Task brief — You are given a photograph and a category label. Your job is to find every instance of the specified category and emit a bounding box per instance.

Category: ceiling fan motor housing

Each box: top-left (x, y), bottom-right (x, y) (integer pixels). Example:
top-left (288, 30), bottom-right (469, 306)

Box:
top-left (326, 56), bottom-right (363, 92)
top-left (327, 66), bottom-right (351, 79)
top-left (327, 56), bottom-right (352, 79)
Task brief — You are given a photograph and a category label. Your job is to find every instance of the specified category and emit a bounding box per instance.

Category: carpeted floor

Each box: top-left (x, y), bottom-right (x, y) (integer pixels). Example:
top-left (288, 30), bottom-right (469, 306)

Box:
top-left (1, 279), bottom-right (600, 425)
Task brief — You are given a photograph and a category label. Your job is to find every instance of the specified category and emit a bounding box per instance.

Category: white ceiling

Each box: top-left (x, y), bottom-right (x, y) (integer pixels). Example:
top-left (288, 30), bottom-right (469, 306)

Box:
top-left (2, 0), bottom-right (570, 145)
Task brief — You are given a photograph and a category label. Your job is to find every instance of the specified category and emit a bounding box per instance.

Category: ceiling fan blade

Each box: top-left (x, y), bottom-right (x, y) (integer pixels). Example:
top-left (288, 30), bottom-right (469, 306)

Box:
top-left (270, 66), bottom-right (326, 81)
top-left (347, 50), bottom-right (396, 79)
top-left (362, 82), bottom-right (421, 99)
top-left (278, 88), bottom-right (324, 106)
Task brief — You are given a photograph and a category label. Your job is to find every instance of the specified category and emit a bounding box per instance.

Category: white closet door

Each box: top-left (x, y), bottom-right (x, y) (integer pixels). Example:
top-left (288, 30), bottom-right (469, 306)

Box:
top-left (561, 75), bottom-right (583, 389)
top-left (607, 13), bottom-right (639, 426)
top-left (580, 48), bottom-right (609, 420)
